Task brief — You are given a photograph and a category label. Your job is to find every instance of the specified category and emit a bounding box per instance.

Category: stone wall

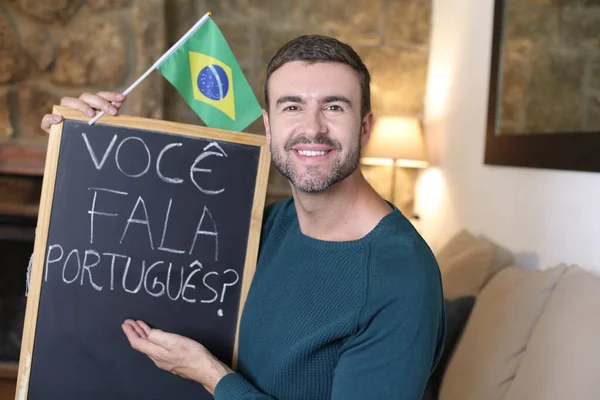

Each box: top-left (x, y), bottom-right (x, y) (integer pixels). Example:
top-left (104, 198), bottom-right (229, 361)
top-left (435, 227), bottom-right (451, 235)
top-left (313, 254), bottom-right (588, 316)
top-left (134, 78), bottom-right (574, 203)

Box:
top-left (0, 0), bottom-right (165, 145)
top-left (0, 0), bottom-right (432, 211)
top-left (500, 0), bottom-right (600, 134)
top-left (167, 0), bottom-right (433, 207)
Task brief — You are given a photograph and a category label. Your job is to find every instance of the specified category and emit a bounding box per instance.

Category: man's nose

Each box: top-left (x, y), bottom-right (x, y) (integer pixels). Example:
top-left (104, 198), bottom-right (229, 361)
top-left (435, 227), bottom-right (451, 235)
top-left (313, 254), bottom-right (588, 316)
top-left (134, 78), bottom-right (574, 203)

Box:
top-left (301, 108), bottom-right (327, 138)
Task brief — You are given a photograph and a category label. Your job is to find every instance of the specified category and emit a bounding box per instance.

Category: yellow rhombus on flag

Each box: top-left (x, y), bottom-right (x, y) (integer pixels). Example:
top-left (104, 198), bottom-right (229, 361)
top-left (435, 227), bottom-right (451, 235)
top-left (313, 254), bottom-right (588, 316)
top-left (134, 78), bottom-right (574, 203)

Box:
top-left (158, 17), bottom-right (262, 132)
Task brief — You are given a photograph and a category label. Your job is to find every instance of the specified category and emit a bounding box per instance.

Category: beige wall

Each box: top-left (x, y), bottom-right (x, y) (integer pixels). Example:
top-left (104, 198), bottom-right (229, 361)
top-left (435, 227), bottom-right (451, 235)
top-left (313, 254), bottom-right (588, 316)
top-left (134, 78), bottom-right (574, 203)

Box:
top-left (417, 0), bottom-right (600, 274)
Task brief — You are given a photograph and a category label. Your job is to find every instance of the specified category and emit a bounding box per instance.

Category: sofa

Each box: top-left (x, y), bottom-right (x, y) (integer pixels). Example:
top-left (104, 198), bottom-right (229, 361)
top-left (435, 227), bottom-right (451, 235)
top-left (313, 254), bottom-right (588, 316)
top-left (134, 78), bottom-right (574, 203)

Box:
top-left (425, 230), bottom-right (600, 400)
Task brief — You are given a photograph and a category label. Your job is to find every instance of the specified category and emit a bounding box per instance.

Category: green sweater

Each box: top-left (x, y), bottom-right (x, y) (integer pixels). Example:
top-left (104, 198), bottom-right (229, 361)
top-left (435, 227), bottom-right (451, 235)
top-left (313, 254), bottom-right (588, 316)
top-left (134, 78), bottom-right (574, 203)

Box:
top-left (215, 198), bottom-right (445, 399)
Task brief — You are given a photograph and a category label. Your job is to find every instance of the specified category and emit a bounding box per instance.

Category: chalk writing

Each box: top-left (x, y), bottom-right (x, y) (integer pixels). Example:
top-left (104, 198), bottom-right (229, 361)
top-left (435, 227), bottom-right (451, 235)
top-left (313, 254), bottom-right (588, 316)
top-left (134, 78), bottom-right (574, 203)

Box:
top-left (45, 132), bottom-right (246, 314)
top-left (82, 133), bottom-right (118, 170)
top-left (81, 132), bottom-right (231, 195)
top-left (88, 188), bottom-right (128, 244)
top-left (45, 244), bottom-right (234, 305)
top-left (189, 206), bottom-right (219, 261)
top-left (156, 143), bottom-right (184, 184)
top-left (120, 196), bottom-right (154, 249)
top-left (115, 137), bottom-right (152, 178)
top-left (190, 142), bottom-right (228, 195)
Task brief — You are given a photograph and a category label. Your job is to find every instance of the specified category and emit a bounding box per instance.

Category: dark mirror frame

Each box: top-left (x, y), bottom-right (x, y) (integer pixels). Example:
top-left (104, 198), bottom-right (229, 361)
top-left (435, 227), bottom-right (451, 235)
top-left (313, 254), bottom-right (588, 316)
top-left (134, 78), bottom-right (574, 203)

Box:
top-left (485, 0), bottom-right (600, 173)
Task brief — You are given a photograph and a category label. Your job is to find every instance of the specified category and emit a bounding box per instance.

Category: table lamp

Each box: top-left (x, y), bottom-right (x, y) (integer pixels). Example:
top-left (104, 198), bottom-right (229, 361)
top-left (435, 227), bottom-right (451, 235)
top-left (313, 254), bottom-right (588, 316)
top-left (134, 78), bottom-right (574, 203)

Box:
top-left (361, 116), bottom-right (428, 214)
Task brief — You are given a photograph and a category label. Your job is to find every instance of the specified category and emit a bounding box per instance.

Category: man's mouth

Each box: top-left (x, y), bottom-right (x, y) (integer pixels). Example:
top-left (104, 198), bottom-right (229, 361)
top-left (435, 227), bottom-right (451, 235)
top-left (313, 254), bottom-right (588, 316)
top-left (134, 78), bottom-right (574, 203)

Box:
top-left (296, 149), bottom-right (330, 157)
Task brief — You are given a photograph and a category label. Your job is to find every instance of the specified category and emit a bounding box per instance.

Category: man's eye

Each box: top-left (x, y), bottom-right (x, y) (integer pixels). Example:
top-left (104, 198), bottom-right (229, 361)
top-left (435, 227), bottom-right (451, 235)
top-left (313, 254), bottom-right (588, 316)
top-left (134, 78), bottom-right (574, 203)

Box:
top-left (284, 105), bottom-right (299, 111)
top-left (326, 105), bottom-right (343, 111)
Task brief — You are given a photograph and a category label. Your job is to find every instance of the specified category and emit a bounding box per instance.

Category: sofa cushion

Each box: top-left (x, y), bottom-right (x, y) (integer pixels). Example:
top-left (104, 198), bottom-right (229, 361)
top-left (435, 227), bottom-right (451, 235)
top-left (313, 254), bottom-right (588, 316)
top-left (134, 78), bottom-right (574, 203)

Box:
top-left (502, 265), bottom-right (600, 400)
top-left (478, 234), bottom-right (514, 275)
top-left (423, 296), bottom-right (476, 399)
top-left (439, 264), bottom-right (568, 400)
top-left (435, 230), bottom-right (495, 299)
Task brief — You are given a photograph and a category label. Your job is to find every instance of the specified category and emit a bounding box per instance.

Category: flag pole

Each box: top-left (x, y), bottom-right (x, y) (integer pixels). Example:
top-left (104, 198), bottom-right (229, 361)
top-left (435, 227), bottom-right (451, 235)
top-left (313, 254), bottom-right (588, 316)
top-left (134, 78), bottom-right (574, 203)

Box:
top-left (88, 11), bottom-right (212, 125)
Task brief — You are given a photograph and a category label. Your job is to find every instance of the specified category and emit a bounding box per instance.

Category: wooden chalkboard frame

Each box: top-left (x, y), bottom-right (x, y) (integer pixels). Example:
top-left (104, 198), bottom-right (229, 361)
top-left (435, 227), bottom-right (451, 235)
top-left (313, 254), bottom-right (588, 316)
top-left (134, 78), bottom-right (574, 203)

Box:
top-left (15, 106), bottom-right (271, 400)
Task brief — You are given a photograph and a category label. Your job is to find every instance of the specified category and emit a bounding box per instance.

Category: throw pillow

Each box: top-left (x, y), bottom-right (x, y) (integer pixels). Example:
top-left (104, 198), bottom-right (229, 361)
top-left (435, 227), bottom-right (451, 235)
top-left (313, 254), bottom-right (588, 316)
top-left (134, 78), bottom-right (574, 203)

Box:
top-left (422, 296), bottom-right (476, 400)
top-left (477, 234), bottom-right (514, 274)
top-left (435, 230), bottom-right (494, 299)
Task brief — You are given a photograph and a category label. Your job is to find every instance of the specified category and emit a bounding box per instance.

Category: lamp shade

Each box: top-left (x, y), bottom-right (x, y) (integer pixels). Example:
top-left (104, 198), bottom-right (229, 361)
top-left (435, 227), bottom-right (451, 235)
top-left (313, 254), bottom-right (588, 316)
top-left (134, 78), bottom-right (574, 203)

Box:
top-left (361, 116), bottom-right (428, 168)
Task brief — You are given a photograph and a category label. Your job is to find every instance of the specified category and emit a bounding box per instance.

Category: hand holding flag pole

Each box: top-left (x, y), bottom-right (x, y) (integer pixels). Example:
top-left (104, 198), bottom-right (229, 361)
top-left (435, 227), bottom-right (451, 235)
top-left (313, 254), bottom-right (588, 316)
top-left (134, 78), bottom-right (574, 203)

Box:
top-left (88, 11), bottom-right (212, 125)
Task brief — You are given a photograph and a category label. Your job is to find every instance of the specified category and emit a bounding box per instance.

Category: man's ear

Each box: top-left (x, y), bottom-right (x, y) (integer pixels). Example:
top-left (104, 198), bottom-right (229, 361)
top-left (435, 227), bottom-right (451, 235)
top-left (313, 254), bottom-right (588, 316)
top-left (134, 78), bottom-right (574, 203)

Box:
top-left (263, 109), bottom-right (271, 147)
top-left (360, 111), bottom-right (374, 148)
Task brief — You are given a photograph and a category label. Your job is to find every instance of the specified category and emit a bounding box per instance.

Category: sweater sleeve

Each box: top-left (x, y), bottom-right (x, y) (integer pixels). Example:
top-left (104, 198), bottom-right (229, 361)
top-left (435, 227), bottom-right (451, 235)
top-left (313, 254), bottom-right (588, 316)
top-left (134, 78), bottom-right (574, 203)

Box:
top-left (330, 241), bottom-right (446, 400)
top-left (213, 373), bottom-right (275, 399)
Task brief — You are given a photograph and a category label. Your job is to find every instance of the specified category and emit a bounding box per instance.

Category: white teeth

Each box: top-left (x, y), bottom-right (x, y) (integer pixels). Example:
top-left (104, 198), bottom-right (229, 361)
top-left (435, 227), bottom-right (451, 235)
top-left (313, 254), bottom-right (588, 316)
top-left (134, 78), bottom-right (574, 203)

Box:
top-left (297, 150), bottom-right (328, 156)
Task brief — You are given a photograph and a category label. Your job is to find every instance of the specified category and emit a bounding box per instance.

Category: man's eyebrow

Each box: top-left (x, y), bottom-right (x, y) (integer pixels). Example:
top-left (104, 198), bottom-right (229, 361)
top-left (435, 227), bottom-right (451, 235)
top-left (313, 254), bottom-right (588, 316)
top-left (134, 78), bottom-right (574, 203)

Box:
top-left (275, 95), bottom-right (353, 107)
top-left (324, 95), bottom-right (352, 106)
top-left (276, 95), bottom-right (303, 105)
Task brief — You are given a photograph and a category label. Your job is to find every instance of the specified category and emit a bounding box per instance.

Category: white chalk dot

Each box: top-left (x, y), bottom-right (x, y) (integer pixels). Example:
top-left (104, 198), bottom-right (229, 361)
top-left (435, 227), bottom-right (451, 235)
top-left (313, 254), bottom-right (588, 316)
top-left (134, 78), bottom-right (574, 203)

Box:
top-left (218, 309), bottom-right (224, 317)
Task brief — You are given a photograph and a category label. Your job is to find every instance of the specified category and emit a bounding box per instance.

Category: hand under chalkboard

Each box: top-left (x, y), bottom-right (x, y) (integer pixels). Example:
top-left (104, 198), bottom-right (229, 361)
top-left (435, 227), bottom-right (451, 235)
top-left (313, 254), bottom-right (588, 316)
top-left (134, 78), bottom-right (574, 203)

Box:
top-left (122, 319), bottom-right (233, 395)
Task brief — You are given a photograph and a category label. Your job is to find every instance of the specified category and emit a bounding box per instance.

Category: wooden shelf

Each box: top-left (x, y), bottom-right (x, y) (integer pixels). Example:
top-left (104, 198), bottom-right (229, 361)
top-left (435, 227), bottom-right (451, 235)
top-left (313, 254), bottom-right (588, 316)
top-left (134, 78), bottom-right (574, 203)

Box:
top-left (0, 142), bottom-right (47, 176)
top-left (0, 362), bottom-right (18, 379)
top-left (0, 203), bottom-right (38, 241)
top-left (0, 203), bottom-right (39, 219)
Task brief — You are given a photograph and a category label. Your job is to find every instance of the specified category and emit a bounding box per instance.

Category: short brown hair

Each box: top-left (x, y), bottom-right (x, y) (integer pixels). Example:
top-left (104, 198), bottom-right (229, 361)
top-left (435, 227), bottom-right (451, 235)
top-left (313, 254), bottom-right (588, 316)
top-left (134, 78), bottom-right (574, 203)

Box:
top-left (264, 35), bottom-right (371, 119)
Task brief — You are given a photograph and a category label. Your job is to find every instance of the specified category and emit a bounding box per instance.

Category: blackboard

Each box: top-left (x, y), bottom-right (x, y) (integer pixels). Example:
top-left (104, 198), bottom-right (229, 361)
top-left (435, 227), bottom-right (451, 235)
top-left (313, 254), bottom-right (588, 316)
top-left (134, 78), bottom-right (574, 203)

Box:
top-left (16, 106), bottom-right (270, 400)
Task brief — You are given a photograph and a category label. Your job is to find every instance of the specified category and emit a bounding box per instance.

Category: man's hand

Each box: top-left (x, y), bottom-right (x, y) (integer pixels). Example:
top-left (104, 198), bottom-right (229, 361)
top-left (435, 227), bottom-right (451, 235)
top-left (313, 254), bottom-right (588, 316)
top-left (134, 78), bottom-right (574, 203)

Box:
top-left (40, 91), bottom-right (126, 134)
top-left (121, 319), bottom-right (233, 395)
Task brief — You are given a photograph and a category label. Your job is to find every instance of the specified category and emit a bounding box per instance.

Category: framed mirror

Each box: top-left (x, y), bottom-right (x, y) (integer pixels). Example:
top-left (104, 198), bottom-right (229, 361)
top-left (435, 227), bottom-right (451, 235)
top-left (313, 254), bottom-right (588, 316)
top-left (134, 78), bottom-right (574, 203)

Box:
top-left (485, 0), bottom-right (600, 172)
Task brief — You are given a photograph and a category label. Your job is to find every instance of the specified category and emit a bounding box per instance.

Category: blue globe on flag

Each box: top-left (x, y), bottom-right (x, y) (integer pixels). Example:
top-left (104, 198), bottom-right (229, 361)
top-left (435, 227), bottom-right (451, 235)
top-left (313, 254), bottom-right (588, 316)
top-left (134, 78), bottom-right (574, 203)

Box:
top-left (197, 65), bottom-right (230, 101)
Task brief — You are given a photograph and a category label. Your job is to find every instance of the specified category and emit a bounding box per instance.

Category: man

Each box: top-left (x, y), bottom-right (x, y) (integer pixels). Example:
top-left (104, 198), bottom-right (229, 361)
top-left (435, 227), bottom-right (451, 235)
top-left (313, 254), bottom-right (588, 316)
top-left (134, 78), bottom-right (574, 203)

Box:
top-left (41, 35), bottom-right (445, 399)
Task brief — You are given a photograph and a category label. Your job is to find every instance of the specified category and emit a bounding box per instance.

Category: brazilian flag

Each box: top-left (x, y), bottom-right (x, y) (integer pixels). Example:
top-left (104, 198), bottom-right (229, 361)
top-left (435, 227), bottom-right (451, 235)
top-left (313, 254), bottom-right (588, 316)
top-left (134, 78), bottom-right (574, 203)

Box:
top-left (158, 17), bottom-right (261, 132)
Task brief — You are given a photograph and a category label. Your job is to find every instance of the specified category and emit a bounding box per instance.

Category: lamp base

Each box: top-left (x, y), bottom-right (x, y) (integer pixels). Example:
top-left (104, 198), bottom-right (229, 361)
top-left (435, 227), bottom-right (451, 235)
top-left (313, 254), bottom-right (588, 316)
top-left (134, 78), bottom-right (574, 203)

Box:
top-left (360, 163), bottom-right (419, 218)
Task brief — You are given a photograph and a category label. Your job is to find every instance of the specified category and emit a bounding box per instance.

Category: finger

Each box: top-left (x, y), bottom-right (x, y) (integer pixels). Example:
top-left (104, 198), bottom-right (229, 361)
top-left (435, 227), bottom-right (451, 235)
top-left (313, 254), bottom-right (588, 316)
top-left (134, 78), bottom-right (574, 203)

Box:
top-left (135, 320), bottom-right (152, 337)
top-left (96, 91), bottom-right (126, 103)
top-left (60, 96), bottom-right (96, 118)
top-left (123, 319), bottom-right (147, 339)
top-left (40, 114), bottom-right (63, 134)
top-left (122, 322), bottom-right (143, 348)
top-left (124, 320), bottom-right (169, 350)
top-left (122, 323), bottom-right (168, 357)
top-left (79, 92), bottom-right (118, 116)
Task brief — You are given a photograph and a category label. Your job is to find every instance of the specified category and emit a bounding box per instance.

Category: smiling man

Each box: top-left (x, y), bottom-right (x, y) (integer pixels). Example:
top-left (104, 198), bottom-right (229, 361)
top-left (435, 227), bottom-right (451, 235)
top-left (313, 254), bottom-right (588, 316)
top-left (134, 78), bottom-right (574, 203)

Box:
top-left (41, 35), bottom-right (445, 400)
